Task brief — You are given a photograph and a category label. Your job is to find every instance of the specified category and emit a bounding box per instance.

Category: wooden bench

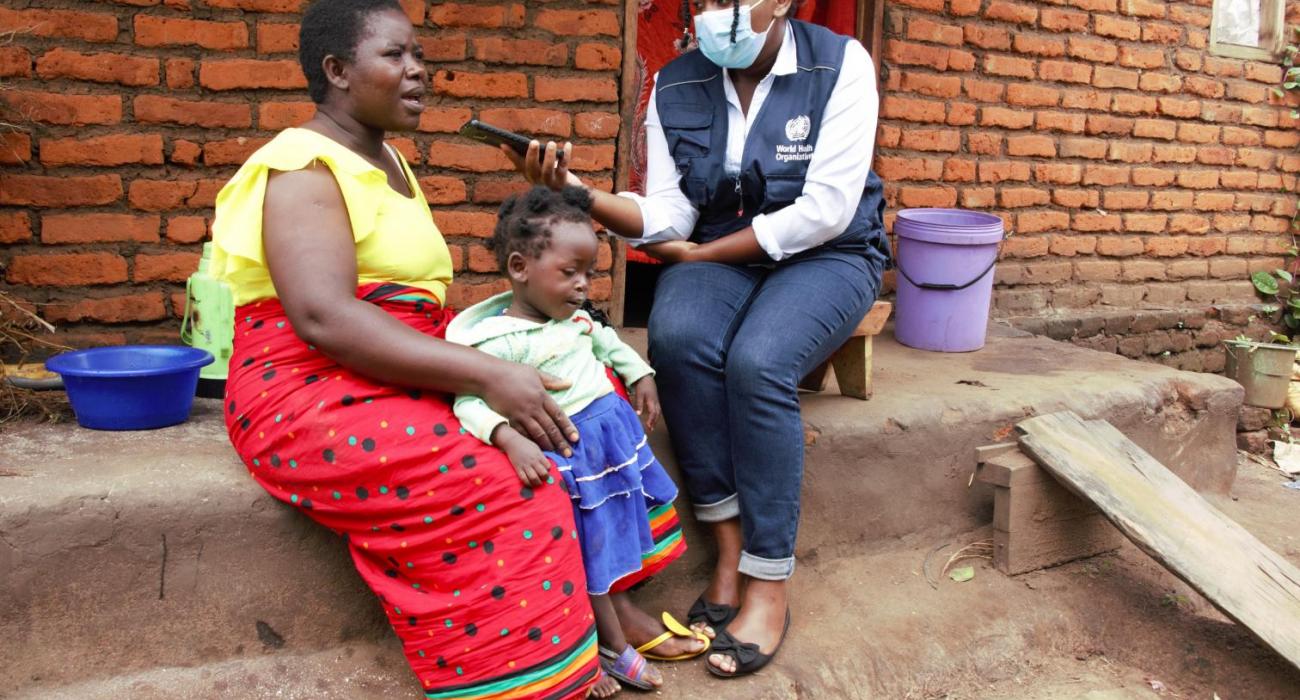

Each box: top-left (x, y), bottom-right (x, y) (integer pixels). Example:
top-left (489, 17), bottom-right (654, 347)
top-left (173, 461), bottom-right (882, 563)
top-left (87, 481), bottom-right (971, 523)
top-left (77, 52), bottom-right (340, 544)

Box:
top-left (799, 301), bottom-right (892, 400)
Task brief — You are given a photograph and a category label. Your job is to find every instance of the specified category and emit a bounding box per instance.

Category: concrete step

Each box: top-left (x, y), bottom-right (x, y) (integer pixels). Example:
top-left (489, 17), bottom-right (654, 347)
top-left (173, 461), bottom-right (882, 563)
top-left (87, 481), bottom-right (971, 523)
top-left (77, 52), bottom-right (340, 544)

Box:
top-left (1, 327), bottom-right (1245, 693)
top-left (15, 456), bottom-right (1300, 699)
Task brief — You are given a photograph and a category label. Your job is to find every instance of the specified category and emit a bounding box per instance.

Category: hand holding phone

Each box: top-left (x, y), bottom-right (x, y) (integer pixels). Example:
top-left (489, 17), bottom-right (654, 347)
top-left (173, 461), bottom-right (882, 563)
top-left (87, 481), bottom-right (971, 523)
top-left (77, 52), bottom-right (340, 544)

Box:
top-left (458, 119), bottom-right (566, 167)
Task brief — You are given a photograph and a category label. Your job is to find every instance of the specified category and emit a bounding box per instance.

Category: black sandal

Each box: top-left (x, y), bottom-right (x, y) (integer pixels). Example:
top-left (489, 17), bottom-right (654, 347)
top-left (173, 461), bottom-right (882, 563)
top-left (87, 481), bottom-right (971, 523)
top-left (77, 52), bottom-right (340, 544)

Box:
top-left (705, 608), bottom-right (791, 678)
top-left (686, 594), bottom-right (739, 635)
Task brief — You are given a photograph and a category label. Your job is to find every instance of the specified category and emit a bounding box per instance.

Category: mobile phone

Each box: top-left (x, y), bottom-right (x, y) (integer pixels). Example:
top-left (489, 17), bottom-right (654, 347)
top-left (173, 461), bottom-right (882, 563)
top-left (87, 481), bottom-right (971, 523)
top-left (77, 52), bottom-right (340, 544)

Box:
top-left (458, 119), bottom-right (561, 164)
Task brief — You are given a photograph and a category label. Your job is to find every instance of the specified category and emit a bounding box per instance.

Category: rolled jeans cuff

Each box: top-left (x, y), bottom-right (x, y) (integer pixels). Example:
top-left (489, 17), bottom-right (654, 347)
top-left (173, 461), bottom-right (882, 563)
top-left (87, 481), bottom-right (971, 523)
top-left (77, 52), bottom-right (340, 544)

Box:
top-left (739, 551), bottom-right (795, 581)
top-left (692, 493), bottom-right (739, 522)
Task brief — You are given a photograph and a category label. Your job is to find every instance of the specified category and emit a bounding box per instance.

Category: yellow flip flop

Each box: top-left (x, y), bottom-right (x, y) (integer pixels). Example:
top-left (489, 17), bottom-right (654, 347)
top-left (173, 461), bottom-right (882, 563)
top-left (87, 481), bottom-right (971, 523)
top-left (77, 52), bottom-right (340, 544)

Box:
top-left (635, 611), bottom-right (711, 661)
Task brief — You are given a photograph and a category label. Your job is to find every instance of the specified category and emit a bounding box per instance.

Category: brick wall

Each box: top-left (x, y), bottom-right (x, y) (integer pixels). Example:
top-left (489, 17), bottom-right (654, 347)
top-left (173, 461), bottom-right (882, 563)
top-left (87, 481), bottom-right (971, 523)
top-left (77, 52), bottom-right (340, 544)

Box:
top-left (876, 0), bottom-right (1298, 340)
top-left (0, 0), bottom-right (623, 350)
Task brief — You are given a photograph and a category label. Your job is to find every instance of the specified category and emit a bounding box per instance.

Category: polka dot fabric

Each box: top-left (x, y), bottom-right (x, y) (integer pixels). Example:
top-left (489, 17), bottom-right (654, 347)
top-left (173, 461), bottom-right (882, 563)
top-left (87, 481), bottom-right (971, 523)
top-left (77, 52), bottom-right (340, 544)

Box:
top-left (224, 283), bottom-right (598, 700)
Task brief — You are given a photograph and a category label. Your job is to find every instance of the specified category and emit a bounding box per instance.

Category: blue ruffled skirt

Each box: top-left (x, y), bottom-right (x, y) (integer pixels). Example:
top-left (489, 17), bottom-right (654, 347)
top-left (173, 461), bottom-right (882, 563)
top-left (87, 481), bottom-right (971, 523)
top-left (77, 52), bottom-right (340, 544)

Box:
top-left (546, 392), bottom-right (678, 594)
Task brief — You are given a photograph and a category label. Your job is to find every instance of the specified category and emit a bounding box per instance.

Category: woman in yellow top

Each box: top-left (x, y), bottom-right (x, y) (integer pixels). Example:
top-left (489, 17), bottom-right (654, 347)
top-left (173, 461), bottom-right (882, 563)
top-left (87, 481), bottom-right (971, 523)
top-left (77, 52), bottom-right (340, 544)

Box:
top-left (210, 1), bottom-right (610, 696)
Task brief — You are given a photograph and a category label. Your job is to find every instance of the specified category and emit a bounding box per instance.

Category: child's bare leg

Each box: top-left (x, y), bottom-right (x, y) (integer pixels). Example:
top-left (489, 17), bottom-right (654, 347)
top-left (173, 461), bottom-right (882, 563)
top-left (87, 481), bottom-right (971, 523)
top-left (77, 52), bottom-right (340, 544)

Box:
top-left (611, 592), bottom-right (707, 657)
top-left (592, 593), bottom-right (662, 690)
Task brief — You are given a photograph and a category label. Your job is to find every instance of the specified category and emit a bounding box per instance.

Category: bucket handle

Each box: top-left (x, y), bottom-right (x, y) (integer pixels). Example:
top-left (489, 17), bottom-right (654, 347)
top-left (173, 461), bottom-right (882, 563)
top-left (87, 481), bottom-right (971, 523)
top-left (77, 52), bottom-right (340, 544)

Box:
top-left (895, 255), bottom-right (999, 291)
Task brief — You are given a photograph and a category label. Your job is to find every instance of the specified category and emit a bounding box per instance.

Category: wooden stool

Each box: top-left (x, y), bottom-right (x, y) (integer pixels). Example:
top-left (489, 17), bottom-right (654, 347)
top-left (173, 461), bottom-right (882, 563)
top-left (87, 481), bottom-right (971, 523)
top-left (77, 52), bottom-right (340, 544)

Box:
top-left (798, 301), bottom-right (892, 400)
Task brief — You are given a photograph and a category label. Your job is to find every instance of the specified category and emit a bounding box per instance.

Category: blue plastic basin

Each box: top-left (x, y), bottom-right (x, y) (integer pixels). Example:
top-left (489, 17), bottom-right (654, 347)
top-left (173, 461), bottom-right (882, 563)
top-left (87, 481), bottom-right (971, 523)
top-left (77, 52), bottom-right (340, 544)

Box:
top-left (45, 346), bottom-right (214, 430)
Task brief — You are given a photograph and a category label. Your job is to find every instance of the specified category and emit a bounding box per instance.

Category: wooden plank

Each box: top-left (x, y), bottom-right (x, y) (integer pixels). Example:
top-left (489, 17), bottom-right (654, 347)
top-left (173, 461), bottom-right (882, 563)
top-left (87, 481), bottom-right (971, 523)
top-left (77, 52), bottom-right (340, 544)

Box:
top-left (974, 442), bottom-right (1018, 466)
top-left (993, 512), bottom-right (1122, 575)
top-left (993, 476), bottom-right (1106, 533)
top-left (609, 0), bottom-right (640, 327)
top-left (852, 301), bottom-right (892, 337)
top-left (974, 449), bottom-right (1046, 489)
top-left (830, 335), bottom-right (872, 400)
top-left (1016, 411), bottom-right (1300, 671)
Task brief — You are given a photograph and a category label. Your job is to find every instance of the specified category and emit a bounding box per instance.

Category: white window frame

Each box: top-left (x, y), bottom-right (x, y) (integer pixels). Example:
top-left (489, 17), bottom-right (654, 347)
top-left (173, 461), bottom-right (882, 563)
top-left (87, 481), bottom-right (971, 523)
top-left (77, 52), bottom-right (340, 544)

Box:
top-left (1209, 0), bottom-right (1285, 61)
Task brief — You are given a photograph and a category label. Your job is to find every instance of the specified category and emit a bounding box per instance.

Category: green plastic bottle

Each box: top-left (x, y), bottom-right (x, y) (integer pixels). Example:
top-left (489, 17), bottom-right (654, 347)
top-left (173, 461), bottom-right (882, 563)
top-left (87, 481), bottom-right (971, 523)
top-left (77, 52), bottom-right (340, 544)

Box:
top-left (181, 242), bottom-right (234, 398)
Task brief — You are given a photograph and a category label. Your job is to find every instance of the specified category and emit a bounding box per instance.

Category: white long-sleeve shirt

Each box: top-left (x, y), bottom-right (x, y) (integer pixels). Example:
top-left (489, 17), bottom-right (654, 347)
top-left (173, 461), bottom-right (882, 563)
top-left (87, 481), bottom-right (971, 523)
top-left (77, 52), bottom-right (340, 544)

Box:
top-left (618, 25), bottom-right (879, 261)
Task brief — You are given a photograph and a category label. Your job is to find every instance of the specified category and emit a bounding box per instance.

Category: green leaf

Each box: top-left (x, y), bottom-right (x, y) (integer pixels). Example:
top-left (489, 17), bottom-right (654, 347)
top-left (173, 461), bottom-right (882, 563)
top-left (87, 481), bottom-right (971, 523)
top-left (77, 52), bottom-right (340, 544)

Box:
top-left (1285, 82), bottom-right (1299, 89)
top-left (1272, 332), bottom-right (1292, 344)
top-left (1288, 297), bottom-right (1300, 310)
top-left (1262, 304), bottom-right (1280, 314)
top-left (948, 565), bottom-right (975, 583)
top-left (1253, 270), bottom-right (1281, 295)
top-left (1286, 314), bottom-right (1300, 330)
top-left (1278, 269), bottom-right (1293, 282)
top-left (1273, 87), bottom-right (1288, 98)
top-left (1289, 247), bottom-right (1300, 257)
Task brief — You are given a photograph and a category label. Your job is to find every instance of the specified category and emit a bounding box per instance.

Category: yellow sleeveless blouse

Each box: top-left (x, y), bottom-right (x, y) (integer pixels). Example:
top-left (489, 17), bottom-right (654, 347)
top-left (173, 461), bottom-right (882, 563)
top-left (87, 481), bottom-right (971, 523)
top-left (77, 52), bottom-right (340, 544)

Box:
top-left (210, 128), bottom-right (452, 306)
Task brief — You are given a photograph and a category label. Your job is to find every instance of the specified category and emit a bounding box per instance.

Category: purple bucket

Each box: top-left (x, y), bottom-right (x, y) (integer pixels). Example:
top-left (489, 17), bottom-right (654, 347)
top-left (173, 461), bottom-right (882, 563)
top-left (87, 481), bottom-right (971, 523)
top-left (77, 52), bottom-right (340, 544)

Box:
top-left (893, 208), bottom-right (1004, 352)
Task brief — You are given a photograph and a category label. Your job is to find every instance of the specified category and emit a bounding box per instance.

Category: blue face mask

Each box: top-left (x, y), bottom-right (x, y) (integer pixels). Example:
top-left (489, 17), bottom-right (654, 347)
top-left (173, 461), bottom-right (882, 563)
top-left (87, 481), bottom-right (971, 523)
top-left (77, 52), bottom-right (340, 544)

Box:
top-left (694, 0), bottom-right (773, 70)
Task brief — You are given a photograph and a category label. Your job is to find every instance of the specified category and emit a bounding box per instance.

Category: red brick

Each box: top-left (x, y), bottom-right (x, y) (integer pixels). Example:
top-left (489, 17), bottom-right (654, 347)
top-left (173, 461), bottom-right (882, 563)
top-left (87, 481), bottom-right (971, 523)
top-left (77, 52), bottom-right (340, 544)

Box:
top-left (419, 176), bottom-right (468, 205)
top-left (1152, 191), bottom-right (1194, 210)
top-left (166, 58), bottom-right (196, 89)
top-left (205, 0), bottom-right (306, 11)
top-left (1242, 106), bottom-right (1280, 128)
top-left (900, 129), bottom-right (961, 152)
top-left (428, 142), bottom-right (512, 172)
top-left (474, 37), bottom-right (568, 66)
top-left (6, 253), bottom-right (128, 286)
top-left (1093, 66), bottom-right (1138, 90)
top-left (948, 102), bottom-right (977, 126)
top-left (1003, 237), bottom-right (1050, 258)
top-left (536, 9), bottom-right (618, 36)
top-left (1, 174), bottom-right (121, 207)
top-left (1217, 216), bottom-right (1253, 233)
top-left (1017, 211), bottom-right (1070, 233)
top-left (44, 292), bottom-right (168, 324)
top-left (1110, 94), bottom-right (1158, 116)
top-left (978, 161), bottom-right (1031, 182)
top-left (417, 107), bottom-right (474, 134)
top-left (573, 112), bottom-right (619, 140)
top-left (41, 213), bottom-right (159, 244)
top-left (1067, 37), bottom-right (1117, 63)
top-left (1086, 115), bottom-right (1133, 136)
top-left (136, 95), bottom-right (251, 128)
top-left (128, 180), bottom-right (200, 211)
top-left (0, 212), bottom-right (32, 244)
top-left (877, 125), bottom-right (901, 148)
top-left (1103, 191), bottom-right (1149, 210)
top-left (951, 0), bottom-right (981, 14)
top-left (40, 134), bottom-right (164, 167)
top-left (398, 0), bottom-right (423, 24)
top-left (420, 34), bottom-right (467, 62)
top-left (1006, 84), bottom-right (1060, 107)
top-left (968, 133), bottom-right (1003, 155)
top-left (258, 102), bottom-right (315, 130)
top-left (946, 49), bottom-right (975, 71)
top-left (188, 180), bottom-right (225, 209)
top-left (256, 23), bottom-right (299, 54)
top-left (166, 216), bottom-right (208, 243)
top-left (1138, 74), bottom-right (1182, 93)
top-left (134, 15), bottom-right (247, 49)
top-left (1116, 46), bottom-right (1164, 69)
top-left (1203, 56), bottom-right (1244, 77)
top-left (430, 1), bottom-right (522, 27)
top-left (1143, 23), bottom-right (1183, 44)
top-left (0, 7), bottom-right (117, 43)
top-left (942, 158), bottom-right (976, 182)
top-left (899, 186), bottom-right (958, 207)
top-left (1014, 36), bottom-right (1065, 57)
top-left (35, 48), bottom-right (158, 86)
top-left (1227, 82), bottom-right (1268, 104)
top-left (200, 59), bottom-right (305, 90)
top-left (1246, 63), bottom-right (1283, 84)
top-left (1106, 142), bottom-right (1153, 163)
top-left (884, 96), bottom-right (947, 123)
top-left (963, 25), bottom-right (1010, 50)
top-left (433, 70), bottom-right (528, 99)
top-left (0, 132), bottom-right (30, 165)
top-left (387, 138), bottom-right (423, 165)
top-left (1071, 0), bottom-right (1117, 11)
top-left (963, 79), bottom-right (1005, 102)
top-left (999, 187), bottom-right (1049, 208)
top-left (1095, 15), bottom-right (1140, 40)
top-left (1075, 214), bottom-right (1122, 233)
top-left (535, 76), bottom-right (618, 103)
top-left (566, 145), bottom-right (615, 173)
top-left (1003, 133), bottom-right (1055, 155)
top-left (1035, 163), bottom-right (1082, 184)
top-left (1133, 119), bottom-right (1176, 140)
top-left (1183, 76), bottom-right (1225, 99)
top-left (134, 253), bottom-right (200, 282)
top-left (1176, 123), bottom-right (1220, 144)
top-left (1157, 97), bottom-right (1200, 119)
top-left (876, 157), bottom-right (943, 181)
top-left (4, 90), bottom-right (120, 126)
top-left (1060, 138), bottom-right (1108, 159)
top-left (984, 55), bottom-right (1036, 79)
top-left (960, 187), bottom-right (996, 207)
top-left (985, 1), bottom-right (1037, 23)
top-left (1040, 8), bottom-right (1089, 32)
top-left (433, 210), bottom-right (496, 237)
top-left (1061, 88), bottom-right (1109, 111)
top-left (901, 73), bottom-right (961, 98)
top-left (1132, 167), bottom-right (1175, 187)
top-left (908, 18), bottom-right (963, 45)
top-left (466, 245), bottom-right (498, 273)
top-left (1265, 130), bottom-right (1300, 148)
top-left (1125, 213), bottom-right (1168, 233)
top-left (1176, 170), bottom-right (1219, 190)
top-left (1221, 171), bottom-right (1259, 189)
top-left (894, 0), bottom-right (945, 10)
top-left (886, 40), bottom-right (951, 70)
top-left (1075, 261), bottom-right (1122, 281)
top-left (1049, 234), bottom-right (1097, 256)
top-left (1039, 60), bottom-right (1092, 84)
top-left (1097, 237), bottom-right (1144, 256)
top-left (0, 46), bottom-right (30, 78)
top-left (1035, 111), bottom-right (1086, 133)
top-left (1194, 192), bottom-right (1235, 212)
top-left (980, 106), bottom-right (1033, 129)
top-left (574, 43), bottom-right (620, 71)
top-left (1083, 164), bottom-right (1130, 186)
top-left (204, 137), bottom-right (272, 166)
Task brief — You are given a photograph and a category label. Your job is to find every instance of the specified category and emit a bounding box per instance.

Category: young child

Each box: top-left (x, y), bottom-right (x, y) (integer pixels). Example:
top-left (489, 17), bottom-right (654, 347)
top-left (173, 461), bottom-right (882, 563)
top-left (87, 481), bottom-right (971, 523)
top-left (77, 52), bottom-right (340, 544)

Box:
top-left (447, 186), bottom-right (696, 696)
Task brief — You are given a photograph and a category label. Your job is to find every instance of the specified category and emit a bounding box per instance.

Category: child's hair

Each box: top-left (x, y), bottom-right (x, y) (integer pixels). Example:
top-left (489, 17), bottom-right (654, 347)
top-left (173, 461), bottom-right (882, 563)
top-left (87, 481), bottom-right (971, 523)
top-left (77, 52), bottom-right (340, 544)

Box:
top-left (489, 186), bottom-right (594, 270)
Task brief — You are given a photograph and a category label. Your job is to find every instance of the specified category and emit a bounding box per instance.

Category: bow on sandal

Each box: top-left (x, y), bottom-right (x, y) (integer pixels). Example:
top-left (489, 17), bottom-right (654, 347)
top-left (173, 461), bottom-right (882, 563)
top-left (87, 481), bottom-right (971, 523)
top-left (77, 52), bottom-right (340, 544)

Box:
top-left (635, 611), bottom-right (710, 661)
top-left (686, 595), bottom-right (739, 635)
top-left (706, 607), bottom-right (791, 678)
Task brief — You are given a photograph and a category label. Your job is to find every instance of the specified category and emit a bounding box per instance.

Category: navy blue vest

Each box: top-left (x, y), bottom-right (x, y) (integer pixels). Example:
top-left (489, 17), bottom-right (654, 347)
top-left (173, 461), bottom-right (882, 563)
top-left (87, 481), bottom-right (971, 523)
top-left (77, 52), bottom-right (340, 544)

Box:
top-left (654, 20), bottom-right (889, 265)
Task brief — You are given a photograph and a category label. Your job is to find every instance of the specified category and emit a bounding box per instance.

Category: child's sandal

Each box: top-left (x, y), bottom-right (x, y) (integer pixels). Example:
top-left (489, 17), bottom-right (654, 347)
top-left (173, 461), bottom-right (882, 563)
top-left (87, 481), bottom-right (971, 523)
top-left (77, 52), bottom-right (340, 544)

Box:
top-left (598, 644), bottom-right (658, 691)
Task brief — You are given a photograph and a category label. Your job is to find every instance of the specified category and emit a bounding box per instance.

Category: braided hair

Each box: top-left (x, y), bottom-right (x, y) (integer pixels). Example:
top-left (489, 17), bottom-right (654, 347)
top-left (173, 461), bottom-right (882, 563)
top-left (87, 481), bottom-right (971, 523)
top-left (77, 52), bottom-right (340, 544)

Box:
top-left (489, 186), bottom-right (594, 271)
top-left (677, 0), bottom-right (803, 51)
top-left (299, 0), bottom-right (405, 104)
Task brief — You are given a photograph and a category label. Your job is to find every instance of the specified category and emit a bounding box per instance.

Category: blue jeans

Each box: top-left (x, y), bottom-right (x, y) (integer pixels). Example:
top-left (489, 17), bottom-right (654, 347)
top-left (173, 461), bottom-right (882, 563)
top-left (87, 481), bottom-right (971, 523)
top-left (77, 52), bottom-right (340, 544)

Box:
top-left (647, 248), bottom-right (882, 580)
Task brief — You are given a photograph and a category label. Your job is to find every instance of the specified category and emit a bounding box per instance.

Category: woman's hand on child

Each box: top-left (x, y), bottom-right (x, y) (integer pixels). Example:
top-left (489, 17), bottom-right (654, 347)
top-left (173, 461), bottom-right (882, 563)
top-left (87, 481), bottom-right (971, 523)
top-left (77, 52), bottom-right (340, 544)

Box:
top-left (632, 376), bottom-right (661, 432)
top-left (502, 141), bottom-right (582, 192)
top-left (481, 361), bottom-right (580, 456)
top-left (493, 425), bottom-right (553, 487)
top-left (639, 240), bottom-right (699, 264)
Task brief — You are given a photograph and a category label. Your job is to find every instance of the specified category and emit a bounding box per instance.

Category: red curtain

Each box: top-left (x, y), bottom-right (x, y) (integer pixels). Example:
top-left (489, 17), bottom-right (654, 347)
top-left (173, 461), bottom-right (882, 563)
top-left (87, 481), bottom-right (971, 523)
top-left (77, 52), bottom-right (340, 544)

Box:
top-left (626, 0), bottom-right (860, 264)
